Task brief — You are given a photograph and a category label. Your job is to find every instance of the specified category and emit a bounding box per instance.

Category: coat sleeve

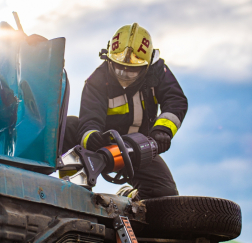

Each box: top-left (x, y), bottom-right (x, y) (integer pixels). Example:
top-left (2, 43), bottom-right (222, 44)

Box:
top-left (150, 59), bottom-right (188, 138)
top-left (77, 79), bottom-right (108, 147)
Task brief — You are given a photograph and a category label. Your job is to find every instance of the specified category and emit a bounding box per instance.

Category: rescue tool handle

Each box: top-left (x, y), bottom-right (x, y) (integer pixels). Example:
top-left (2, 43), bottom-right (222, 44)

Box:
top-left (102, 130), bottom-right (134, 180)
top-left (74, 146), bottom-right (107, 187)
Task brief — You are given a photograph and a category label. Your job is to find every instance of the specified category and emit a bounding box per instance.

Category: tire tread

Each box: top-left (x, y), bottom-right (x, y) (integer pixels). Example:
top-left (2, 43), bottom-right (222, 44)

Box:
top-left (142, 196), bottom-right (241, 241)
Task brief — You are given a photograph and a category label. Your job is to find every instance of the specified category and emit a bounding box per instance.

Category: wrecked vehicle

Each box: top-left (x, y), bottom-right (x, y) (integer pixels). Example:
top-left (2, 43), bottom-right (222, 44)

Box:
top-left (0, 15), bottom-right (241, 243)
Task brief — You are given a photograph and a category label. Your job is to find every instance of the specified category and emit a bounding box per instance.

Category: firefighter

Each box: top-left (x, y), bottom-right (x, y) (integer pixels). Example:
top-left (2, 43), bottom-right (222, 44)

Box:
top-left (64, 23), bottom-right (188, 200)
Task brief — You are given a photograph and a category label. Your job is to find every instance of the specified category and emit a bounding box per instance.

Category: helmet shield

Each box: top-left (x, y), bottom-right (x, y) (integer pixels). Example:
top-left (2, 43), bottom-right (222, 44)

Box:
top-left (108, 60), bottom-right (147, 87)
top-left (110, 47), bottom-right (146, 65)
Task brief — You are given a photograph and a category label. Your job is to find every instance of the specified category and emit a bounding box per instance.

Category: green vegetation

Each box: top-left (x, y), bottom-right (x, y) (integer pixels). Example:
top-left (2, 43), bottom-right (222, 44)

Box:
top-left (226, 240), bottom-right (242, 243)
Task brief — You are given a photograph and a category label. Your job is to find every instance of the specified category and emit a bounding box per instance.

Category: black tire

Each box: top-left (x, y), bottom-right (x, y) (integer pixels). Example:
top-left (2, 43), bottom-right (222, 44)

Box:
top-left (142, 196), bottom-right (241, 242)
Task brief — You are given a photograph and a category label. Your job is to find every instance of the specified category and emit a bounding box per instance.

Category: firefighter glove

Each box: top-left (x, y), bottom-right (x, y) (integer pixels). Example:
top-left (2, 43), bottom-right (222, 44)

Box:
top-left (86, 131), bottom-right (109, 152)
top-left (150, 130), bottom-right (171, 154)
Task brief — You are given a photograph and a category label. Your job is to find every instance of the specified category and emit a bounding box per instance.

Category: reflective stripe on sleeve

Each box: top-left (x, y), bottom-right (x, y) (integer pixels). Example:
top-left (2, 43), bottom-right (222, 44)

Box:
top-left (128, 91), bottom-right (143, 134)
top-left (153, 118), bottom-right (178, 137)
top-left (158, 112), bottom-right (181, 129)
top-left (107, 94), bottom-right (129, 115)
top-left (81, 130), bottom-right (98, 148)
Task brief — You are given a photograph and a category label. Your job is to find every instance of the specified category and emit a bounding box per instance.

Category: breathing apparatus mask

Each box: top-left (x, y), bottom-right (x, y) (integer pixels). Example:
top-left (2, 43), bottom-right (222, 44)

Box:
top-left (108, 60), bottom-right (147, 88)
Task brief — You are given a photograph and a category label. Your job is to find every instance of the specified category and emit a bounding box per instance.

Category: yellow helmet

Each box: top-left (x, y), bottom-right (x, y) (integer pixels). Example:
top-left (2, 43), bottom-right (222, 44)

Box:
top-left (107, 23), bottom-right (153, 67)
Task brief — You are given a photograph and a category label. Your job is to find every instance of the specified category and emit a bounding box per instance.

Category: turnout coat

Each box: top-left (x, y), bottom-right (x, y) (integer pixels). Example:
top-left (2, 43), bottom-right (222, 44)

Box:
top-left (77, 59), bottom-right (188, 147)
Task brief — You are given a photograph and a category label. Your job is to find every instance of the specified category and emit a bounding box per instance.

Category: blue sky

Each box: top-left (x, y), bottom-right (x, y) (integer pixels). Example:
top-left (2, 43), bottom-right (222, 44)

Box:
top-left (1, 0), bottom-right (251, 242)
top-left (167, 76), bottom-right (252, 242)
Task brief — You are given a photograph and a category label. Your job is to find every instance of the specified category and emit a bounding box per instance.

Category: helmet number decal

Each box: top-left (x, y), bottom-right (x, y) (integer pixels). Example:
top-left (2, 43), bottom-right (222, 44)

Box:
top-left (112, 33), bottom-right (120, 51)
top-left (137, 38), bottom-right (150, 54)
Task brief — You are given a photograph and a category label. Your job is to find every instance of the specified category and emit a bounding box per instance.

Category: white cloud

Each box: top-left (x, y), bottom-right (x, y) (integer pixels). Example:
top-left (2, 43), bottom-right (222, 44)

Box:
top-left (173, 158), bottom-right (252, 197)
top-left (0, 0), bottom-right (62, 30)
top-left (3, 0), bottom-right (251, 82)
top-left (155, 0), bottom-right (252, 82)
top-left (220, 0), bottom-right (252, 6)
top-left (2, 0), bottom-right (251, 86)
top-left (179, 105), bottom-right (214, 130)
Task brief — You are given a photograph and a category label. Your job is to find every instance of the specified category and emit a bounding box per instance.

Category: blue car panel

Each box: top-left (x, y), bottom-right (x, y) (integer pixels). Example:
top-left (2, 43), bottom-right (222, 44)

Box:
top-left (0, 26), bottom-right (66, 171)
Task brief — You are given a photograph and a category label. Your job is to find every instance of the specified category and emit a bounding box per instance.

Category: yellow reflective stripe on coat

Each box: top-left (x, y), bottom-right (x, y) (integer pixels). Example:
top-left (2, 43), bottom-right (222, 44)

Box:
top-left (151, 87), bottom-right (158, 104)
top-left (153, 96), bottom-right (158, 104)
top-left (140, 91), bottom-right (145, 110)
top-left (141, 100), bottom-right (145, 110)
top-left (154, 118), bottom-right (178, 137)
top-left (108, 94), bottom-right (128, 108)
top-left (128, 91), bottom-right (143, 134)
top-left (107, 94), bottom-right (129, 115)
top-left (107, 103), bottom-right (129, 115)
top-left (158, 112), bottom-right (181, 129)
top-left (83, 130), bottom-right (97, 148)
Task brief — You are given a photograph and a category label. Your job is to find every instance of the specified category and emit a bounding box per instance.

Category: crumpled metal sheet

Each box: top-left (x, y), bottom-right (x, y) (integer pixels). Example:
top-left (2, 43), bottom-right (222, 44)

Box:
top-left (0, 164), bottom-right (133, 220)
top-left (93, 194), bottom-right (120, 218)
top-left (0, 24), bottom-right (65, 171)
top-left (93, 193), bottom-right (146, 222)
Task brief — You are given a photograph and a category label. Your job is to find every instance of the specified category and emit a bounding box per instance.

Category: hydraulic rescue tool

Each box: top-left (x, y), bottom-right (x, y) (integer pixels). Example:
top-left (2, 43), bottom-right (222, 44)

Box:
top-left (57, 130), bottom-right (158, 188)
top-left (57, 130), bottom-right (157, 243)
